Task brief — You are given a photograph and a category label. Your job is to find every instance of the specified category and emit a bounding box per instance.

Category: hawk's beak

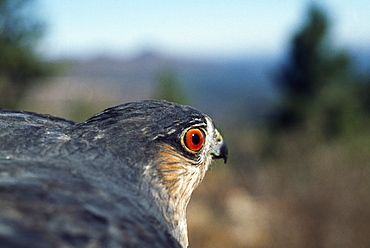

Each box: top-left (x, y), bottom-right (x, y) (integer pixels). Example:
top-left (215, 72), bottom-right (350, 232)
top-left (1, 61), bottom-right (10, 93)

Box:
top-left (211, 130), bottom-right (228, 164)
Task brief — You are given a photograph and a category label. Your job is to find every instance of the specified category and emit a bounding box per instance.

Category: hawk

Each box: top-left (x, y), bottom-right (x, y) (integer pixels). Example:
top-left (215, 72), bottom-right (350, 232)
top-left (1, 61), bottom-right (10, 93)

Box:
top-left (0, 100), bottom-right (227, 248)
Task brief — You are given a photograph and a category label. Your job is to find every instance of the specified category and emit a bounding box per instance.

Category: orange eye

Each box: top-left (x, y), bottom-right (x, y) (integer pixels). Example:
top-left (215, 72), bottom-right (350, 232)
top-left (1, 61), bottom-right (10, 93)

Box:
top-left (184, 128), bottom-right (205, 152)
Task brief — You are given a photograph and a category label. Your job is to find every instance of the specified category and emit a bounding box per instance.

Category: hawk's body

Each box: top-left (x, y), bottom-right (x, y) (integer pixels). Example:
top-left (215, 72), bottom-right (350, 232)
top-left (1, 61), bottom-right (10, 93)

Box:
top-left (0, 100), bottom-right (227, 247)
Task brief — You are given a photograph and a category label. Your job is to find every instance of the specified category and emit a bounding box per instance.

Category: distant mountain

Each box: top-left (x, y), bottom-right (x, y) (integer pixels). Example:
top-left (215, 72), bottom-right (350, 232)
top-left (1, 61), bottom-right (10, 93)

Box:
top-left (52, 46), bottom-right (369, 126)
top-left (66, 51), bottom-right (280, 126)
top-left (350, 47), bottom-right (370, 77)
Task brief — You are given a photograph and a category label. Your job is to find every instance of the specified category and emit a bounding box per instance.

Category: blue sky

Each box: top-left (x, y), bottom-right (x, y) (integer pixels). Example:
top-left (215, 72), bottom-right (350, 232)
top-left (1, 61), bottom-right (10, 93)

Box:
top-left (38, 0), bottom-right (370, 59)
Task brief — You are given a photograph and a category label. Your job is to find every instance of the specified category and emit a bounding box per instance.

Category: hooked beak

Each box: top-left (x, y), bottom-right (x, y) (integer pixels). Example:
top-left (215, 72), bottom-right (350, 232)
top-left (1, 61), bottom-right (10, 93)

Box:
top-left (211, 129), bottom-right (228, 164)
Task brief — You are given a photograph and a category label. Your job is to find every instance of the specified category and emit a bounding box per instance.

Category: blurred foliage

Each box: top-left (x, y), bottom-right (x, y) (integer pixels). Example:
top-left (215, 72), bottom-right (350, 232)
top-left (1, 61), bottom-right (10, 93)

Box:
top-left (358, 77), bottom-right (370, 115)
top-left (0, 0), bottom-right (50, 109)
top-left (272, 5), bottom-right (368, 140)
top-left (188, 4), bottom-right (370, 248)
top-left (154, 68), bottom-right (188, 105)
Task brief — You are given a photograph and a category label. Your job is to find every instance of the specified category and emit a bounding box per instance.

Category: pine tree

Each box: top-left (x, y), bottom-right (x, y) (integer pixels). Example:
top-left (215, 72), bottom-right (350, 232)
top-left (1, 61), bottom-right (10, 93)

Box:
top-left (0, 0), bottom-right (49, 109)
top-left (274, 4), bottom-right (359, 138)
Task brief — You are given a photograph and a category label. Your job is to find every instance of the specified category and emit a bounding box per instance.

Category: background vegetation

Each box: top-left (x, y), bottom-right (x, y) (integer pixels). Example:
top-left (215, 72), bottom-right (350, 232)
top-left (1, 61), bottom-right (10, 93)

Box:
top-left (0, 0), bottom-right (52, 109)
top-left (1, 1), bottom-right (369, 247)
top-left (187, 5), bottom-right (370, 248)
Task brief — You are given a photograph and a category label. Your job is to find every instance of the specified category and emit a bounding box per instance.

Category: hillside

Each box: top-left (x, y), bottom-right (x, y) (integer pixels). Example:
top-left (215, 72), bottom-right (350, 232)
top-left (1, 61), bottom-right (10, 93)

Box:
top-left (65, 51), bottom-right (280, 125)
top-left (22, 49), bottom-right (368, 125)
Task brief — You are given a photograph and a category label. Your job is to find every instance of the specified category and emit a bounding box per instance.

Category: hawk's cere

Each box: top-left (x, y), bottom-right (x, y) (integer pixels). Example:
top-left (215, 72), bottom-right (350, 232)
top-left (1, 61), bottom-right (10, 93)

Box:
top-left (0, 100), bottom-right (227, 248)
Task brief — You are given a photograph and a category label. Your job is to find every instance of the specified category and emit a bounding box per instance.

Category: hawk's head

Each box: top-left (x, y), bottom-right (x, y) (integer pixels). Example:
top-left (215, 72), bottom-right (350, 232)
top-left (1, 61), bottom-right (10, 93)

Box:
top-left (75, 100), bottom-right (227, 247)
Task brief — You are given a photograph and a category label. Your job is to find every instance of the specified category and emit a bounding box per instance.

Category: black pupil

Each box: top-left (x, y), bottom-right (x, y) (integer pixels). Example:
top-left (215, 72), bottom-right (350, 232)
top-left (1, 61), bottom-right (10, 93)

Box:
top-left (192, 133), bottom-right (201, 145)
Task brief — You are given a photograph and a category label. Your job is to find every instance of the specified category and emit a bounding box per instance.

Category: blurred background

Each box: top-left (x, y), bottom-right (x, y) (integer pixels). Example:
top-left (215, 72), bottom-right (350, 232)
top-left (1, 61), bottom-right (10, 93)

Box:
top-left (1, 0), bottom-right (369, 247)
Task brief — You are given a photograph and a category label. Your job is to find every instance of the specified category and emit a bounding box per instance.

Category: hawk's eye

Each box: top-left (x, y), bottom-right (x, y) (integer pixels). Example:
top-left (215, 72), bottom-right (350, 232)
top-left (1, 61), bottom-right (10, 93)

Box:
top-left (184, 128), bottom-right (205, 152)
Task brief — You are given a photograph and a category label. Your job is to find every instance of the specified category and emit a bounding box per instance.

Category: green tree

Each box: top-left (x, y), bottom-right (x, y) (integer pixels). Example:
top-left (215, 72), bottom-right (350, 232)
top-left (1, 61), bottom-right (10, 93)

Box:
top-left (154, 68), bottom-right (187, 105)
top-left (274, 5), bottom-right (360, 138)
top-left (358, 78), bottom-right (370, 115)
top-left (0, 0), bottom-right (49, 109)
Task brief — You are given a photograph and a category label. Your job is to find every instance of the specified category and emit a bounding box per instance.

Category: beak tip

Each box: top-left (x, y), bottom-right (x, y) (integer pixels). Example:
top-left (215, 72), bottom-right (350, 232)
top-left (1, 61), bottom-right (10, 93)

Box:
top-left (222, 143), bottom-right (228, 164)
top-left (212, 140), bottom-right (228, 164)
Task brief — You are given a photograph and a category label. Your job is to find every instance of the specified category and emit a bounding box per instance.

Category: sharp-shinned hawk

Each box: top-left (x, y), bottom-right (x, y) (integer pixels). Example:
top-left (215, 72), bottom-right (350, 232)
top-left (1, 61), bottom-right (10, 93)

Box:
top-left (0, 100), bottom-right (227, 248)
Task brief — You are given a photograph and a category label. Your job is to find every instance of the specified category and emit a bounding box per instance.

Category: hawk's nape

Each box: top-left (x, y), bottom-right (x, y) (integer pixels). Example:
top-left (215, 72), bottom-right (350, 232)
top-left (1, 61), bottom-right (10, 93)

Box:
top-left (0, 100), bottom-right (227, 248)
